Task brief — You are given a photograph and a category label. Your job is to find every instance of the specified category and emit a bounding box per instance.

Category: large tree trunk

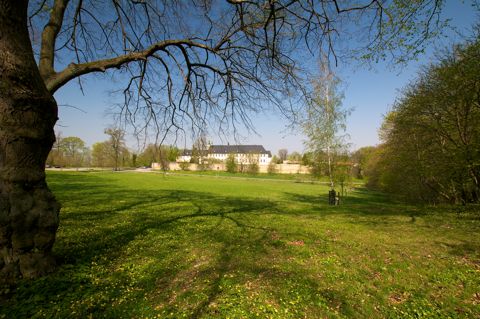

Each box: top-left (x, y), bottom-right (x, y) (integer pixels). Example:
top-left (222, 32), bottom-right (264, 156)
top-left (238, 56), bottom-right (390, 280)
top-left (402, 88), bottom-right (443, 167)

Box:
top-left (0, 1), bottom-right (60, 283)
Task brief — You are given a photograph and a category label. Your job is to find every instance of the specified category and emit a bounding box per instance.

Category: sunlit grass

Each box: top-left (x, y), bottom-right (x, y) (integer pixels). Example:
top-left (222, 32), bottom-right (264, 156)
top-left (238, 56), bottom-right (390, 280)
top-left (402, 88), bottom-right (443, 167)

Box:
top-left (2, 171), bottom-right (479, 318)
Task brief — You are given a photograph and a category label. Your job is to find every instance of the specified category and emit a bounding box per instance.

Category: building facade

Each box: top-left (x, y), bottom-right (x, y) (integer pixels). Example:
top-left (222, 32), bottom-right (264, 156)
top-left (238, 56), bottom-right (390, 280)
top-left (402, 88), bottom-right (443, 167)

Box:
top-left (177, 144), bottom-right (272, 164)
top-left (177, 149), bottom-right (193, 163)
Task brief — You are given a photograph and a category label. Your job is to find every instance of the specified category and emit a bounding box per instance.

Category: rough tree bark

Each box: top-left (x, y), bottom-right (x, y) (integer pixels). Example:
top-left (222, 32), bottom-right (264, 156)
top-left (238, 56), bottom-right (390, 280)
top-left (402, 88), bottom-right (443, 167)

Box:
top-left (0, 1), bottom-right (60, 283)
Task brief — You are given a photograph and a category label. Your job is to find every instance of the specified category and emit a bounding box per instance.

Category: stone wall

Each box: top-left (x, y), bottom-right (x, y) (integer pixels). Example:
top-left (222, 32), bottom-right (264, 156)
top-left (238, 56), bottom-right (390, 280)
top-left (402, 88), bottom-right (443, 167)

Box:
top-left (152, 162), bottom-right (311, 174)
top-left (272, 164), bottom-right (310, 174)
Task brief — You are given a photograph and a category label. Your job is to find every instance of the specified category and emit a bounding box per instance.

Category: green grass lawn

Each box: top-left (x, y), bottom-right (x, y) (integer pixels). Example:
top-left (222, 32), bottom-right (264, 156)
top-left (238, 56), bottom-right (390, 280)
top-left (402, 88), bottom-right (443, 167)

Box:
top-left (2, 171), bottom-right (480, 318)
top-left (161, 169), bottom-right (363, 184)
top-left (163, 169), bottom-right (315, 181)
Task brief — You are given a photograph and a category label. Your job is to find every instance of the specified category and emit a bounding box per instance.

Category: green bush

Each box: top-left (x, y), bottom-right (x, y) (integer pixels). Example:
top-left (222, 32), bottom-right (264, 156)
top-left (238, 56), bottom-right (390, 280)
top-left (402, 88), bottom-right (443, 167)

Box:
top-left (179, 161), bottom-right (190, 171)
top-left (226, 154), bottom-right (237, 173)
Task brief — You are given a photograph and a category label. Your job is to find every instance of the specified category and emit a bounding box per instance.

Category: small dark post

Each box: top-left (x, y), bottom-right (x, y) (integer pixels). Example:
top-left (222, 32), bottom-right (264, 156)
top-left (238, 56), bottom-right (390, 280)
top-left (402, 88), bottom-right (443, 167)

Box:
top-left (328, 189), bottom-right (337, 205)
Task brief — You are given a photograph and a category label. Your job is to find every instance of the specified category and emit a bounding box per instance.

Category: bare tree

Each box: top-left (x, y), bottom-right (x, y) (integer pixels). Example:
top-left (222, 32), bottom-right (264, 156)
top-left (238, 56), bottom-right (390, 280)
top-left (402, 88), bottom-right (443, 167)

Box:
top-left (46, 131), bottom-right (64, 167)
top-left (0, 0), bottom-right (446, 281)
top-left (278, 149), bottom-right (288, 163)
top-left (104, 127), bottom-right (126, 171)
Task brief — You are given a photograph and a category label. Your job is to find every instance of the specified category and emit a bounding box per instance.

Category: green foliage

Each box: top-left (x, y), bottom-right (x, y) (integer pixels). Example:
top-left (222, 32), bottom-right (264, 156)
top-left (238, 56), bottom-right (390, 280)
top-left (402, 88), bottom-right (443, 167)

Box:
top-left (367, 36), bottom-right (480, 204)
top-left (302, 60), bottom-right (351, 190)
top-left (92, 140), bottom-right (131, 169)
top-left (167, 169), bottom-right (324, 182)
top-left (2, 172), bottom-right (479, 318)
top-left (363, 145), bottom-right (386, 190)
top-left (165, 147), bottom-right (179, 162)
top-left (359, 1), bottom-right (450, 65)
top-left (226, 153), bottom-right (237, 173)
top-left (271, 155), bottom-right (282, 164)
top-left (137, 144), bottom-right (178, 167)
top-left (301, 152), bottom-right (313, 166)
top-left (47, 136), bottom-right (89, 167)
top-left (351, 146), bottom-right (377, 179)
top-left (287, 152), bottom-right (302, 163)
top-left (131, 153), bottom-right (137, 168)
top-left (189, 148), bottom-right (200, 164)
top-left (136, 146), bottom-right (153, 167)
top-left (334, 161), bottom-right (353, 197)
top-left (307, 151), bottom-right (328, 178)
top-left (178, 161), bottom-right (190, 171)
top-left (91, 141), bottom-right (114, 167)
top-left (197, 161), bottom-right (211, 171)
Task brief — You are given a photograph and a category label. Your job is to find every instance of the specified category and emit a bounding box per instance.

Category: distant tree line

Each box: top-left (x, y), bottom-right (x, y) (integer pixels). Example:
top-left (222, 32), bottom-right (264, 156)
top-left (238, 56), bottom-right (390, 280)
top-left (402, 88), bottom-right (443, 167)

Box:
top-left (47, 134), bottom-right (90, 168)
top-left (46, 128), bottom-right (377, 185)
top-left (363, 35), bottom-right (480, 204)
top-left (47, 128), bottom-right (179, 169)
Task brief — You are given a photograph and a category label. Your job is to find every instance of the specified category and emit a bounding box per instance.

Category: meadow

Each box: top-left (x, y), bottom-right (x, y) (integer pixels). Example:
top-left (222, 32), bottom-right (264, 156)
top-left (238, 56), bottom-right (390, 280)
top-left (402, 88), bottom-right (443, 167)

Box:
top-left (1, 171), bottom-right (479, 318)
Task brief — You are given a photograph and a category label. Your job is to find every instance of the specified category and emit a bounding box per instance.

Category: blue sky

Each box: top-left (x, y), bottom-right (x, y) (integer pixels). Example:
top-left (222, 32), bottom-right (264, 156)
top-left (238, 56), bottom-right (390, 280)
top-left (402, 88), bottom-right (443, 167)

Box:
top-left (53, 1), bottom-right (478, 156)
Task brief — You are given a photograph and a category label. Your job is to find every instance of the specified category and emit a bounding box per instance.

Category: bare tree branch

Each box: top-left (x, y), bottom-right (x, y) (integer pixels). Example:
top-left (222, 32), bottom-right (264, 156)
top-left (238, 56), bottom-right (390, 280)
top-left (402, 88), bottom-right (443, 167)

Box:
top-left (46, 38), bottom-right (219, 92)
top-left (27, 0), bottom-right (446, 143)
top-left (39, 0), bottom-right (70, 80)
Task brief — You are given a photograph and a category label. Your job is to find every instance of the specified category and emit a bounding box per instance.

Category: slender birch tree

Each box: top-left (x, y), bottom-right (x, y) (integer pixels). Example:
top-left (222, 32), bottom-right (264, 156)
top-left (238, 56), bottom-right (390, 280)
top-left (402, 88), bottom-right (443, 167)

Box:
top-left (302, 60), bottom-right (350, 191)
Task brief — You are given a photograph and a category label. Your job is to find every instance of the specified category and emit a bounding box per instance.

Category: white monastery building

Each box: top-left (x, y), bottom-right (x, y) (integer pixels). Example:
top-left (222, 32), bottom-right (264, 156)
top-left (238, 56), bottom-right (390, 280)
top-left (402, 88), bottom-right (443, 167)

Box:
top-left (177, 144), bottom-right (272, 164)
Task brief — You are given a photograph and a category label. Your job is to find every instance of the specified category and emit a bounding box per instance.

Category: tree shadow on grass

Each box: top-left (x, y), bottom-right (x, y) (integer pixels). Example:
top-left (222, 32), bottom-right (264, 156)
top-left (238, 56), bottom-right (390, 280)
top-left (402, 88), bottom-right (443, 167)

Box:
top-left (47, 171), bottom-right (119, 191)
top-left (283, 188), bottom-right (421, 219)
top-left (54, 187), bottom-right (276, 265)
top-left (2, 173), bottom-right (414, 318)
top-left (150, 211), bottom-right (356, 319)
top-left (435, 240), bottom-right (480, 259)
top-left (2, 173), bottom-right (300, 317)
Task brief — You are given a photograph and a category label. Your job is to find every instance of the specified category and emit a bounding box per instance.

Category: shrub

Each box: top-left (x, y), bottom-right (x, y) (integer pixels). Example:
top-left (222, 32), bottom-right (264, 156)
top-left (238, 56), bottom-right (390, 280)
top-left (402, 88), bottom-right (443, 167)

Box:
top-left (267, 161), bottom-right (277, 174)
top-left (198, 162), bottom-right (211, 171)
top-left (179, 161), bottom-right (190, 171)
top-left (247, 163), bottom-right (259, 175)
top-left (226, 154), bottom-right (237, 173)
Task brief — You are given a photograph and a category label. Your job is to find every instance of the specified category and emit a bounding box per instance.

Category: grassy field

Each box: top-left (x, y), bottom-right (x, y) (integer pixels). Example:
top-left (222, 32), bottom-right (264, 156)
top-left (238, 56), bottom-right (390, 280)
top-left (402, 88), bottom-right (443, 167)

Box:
top-left (161, 170), bottom-right (321, 182)
top-left (2, 171), bottom-right (480, 318)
